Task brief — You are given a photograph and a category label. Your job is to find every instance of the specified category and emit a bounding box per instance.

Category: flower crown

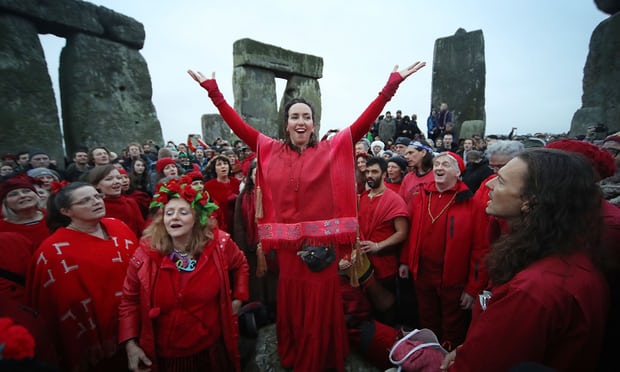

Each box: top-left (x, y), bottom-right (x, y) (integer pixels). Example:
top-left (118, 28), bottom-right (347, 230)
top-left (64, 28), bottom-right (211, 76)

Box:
top-left (150, 175), bottom-right (218, 226)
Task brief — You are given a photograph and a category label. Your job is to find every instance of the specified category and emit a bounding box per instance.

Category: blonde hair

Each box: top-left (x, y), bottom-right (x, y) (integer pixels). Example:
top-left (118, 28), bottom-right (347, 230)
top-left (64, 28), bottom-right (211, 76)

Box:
top-left (142, 207), bottom-right (217, 256)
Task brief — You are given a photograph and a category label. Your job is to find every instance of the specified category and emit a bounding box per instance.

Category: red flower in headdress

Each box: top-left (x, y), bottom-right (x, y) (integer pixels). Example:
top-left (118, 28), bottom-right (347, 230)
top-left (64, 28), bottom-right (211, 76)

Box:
top-left (180, 184), bottom-right (198, 202)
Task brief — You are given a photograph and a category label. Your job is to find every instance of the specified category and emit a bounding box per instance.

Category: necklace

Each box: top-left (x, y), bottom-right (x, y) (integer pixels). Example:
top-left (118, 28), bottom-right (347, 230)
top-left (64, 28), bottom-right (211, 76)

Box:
top-left (427, 191), bottom-right (457, 224)
top-left (368, 189), bottom-right (385, 200)
top-left (169, 250), bottom-right (197, 272)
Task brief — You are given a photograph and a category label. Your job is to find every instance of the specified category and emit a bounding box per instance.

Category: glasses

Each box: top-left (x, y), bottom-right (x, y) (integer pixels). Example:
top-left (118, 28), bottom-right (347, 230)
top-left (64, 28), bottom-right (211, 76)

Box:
top-left (72, 193), bottom-right (104, 206)
top-left (488, 163), bottom-right (507, 172)
top-left (604, 148), bottom-right (620, 157)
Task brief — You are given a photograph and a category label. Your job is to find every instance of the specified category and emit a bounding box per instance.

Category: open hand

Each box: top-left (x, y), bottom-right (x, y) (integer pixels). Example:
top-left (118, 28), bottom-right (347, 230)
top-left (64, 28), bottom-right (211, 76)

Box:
top-left (187, 70), bottom-right (215, 83)
top-left (392, 61), bottom-right (426, 79)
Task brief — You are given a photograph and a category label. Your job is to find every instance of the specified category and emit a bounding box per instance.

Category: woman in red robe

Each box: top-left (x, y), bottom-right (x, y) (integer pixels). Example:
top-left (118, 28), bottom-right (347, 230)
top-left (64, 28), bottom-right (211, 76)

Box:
top-left (188, 61), bottom-right (426, 371)
top-left (26, 181), bottom-right (138, 371)
top-left (118, 175), bottom-right (248, 371)
top-left (204, 154), bottom-right (240, 232)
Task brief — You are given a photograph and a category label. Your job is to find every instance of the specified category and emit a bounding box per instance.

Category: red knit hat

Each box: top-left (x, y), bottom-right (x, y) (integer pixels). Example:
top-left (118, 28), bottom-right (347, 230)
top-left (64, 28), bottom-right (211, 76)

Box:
top-left (442, 151), bottom-right (465, 173)
top-left (0, 174), bottom-right (38, 203)
top-left (186, 170), bottom-right (204, 182)
top-left (546, 139), bottom-right (615, 180)
top-left (156, 158), bottom-right (177, 174)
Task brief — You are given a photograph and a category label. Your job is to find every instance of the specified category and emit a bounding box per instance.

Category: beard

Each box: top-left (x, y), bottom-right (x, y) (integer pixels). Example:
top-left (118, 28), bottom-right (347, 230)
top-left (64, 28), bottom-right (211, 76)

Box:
top-left (366, 177), bottom-right (382, 189)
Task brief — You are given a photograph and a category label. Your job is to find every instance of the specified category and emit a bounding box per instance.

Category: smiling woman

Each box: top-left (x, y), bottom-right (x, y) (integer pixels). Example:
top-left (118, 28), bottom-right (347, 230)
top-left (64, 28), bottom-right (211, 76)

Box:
top-left (88, 164), bottom-right (146, 237)
top-left (188, 61), bottom-right (425, 371)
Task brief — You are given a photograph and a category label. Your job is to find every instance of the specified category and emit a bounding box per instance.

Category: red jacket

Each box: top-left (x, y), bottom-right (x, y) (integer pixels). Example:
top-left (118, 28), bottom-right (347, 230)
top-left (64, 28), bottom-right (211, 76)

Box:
top-left (118, 229), bottom-right (249, 371)
top-left (400, 181), bottom-right (489, 295)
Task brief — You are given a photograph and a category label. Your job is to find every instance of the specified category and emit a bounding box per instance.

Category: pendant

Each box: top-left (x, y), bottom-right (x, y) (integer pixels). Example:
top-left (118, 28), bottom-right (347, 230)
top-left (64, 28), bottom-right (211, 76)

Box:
top-left (169, 251), bottom-right (197, 272)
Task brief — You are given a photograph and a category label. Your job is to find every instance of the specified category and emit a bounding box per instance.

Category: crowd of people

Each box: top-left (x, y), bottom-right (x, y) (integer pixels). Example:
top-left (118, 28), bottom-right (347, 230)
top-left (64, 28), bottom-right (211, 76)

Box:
top-left (1, 58), bottom-right (620, 371)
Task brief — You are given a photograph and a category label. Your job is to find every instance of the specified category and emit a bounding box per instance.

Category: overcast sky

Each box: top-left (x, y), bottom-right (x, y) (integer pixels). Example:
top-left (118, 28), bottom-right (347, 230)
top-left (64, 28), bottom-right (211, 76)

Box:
top-left (40, 0), bottom-right (608, 145)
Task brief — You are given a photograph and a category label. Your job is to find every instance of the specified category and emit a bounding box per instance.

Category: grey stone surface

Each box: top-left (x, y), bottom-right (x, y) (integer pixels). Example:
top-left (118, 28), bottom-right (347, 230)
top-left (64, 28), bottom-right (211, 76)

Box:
top-left (431, 28), bottom-right (486, 139)
top-left (233, 38), bottom-right (323, 79)
top-left (595, 0), bottom-right (620, 15)
top-left (247, 324), bottom-right (382, 372)
top-left (233, 66), bottom-right (279, 138)
top-left (201, 114), bottom-right (234, 144)
top-left (0, 0), bottom-right (144, 49)
top-left (459, 120), bottom-right (486, 140)
top-left (570, 12), bottom-right (620, 136)
top-left (60, 33), bottom-right (162, 156)
top-left (0, 14), bottom-right (64, 165)
top-left (231, 38), bottom-right (323, 142)
top-left (277, 75), bottom-right (323, 139)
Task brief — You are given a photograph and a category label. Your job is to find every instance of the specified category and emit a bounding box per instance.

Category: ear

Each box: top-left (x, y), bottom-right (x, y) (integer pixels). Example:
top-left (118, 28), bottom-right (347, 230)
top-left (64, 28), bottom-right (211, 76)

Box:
top-left (60, 207), bottom-right (73, 218)
top-left (520, 200), bottom-right (530, 213)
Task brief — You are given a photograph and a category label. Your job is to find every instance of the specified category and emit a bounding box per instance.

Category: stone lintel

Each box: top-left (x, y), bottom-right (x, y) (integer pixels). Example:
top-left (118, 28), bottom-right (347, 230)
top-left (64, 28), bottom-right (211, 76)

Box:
top-left (0, 0), bottom-right (144, 49)
top-left (233, 38), bottom-right (323, 79)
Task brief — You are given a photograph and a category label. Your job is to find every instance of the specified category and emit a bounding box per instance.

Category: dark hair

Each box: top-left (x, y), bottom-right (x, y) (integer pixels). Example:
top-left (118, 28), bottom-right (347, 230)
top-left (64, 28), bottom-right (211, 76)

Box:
top-left (88, 146), bottom-right (110, 165)
top-left (283, 98), bottom-right (317, 152)
top-left (419, 150), bottom-right (434, 173)
top-left (88, 164), bottom-right (117, 188)
top-left (46, 182), bottom-right (94, 232)
top-left (486, 149), bottom-right (603, 285)
top-left (366, 156), bottom-right (387, 173)
top-left (206, 155), bottom-right (232, 179)
top-left (241, 160), bottom-right (258, 193)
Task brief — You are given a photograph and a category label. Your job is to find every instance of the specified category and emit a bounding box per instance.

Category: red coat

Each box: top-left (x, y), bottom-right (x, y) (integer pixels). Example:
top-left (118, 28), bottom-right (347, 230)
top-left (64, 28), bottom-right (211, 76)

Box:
top-left (401, 181), bottom-right (489, 295)
top-left (118, 229), bottom-right (249, 372)
top-left (450, 252), bottom-right (608, 372)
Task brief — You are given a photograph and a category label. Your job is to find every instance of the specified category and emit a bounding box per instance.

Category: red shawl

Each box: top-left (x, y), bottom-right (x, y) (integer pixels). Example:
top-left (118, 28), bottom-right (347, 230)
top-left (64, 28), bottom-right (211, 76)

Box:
top-left (256, 128), bottom-right (358, 252)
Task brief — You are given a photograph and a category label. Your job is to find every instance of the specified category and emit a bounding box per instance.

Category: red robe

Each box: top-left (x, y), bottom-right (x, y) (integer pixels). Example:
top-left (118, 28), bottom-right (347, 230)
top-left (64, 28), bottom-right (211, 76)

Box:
top-left (26, 218), bottom-right (138, 371)
top-left (450, 252), bottom-right (608, 372)
top-left (200, 71), bottom-right (405, 371)
top-left (118, 229), bottom-right (249, 372)
top-left (0, 232), bottom-right (35, 303)
top-left (103, 195), bottom-right (145, 238)
top-left (358, 188), bottom-right (408, 280)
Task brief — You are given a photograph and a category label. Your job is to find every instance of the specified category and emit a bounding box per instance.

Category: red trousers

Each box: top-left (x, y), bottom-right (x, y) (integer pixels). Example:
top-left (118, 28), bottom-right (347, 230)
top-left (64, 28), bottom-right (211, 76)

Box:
top-left (414, 279), bottom-right (470, 348)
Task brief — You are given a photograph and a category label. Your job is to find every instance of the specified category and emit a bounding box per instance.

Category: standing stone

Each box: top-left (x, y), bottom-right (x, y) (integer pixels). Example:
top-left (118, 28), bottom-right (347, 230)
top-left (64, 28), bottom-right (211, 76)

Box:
top-left (60, 33), bottom-right (162, 155)
top-left (459, 120), bottom-right (486, 140)
top-left (232, 38), bottom-right (323, 140)
top-left (570, 11), bottom-right (620, 137)
top-left (431, 28), bottom-right (486, 139)
top-left (201, 114), bottom-right (233, 144)
top-left (278, 75), bottom-right (322, 139)
top-left (232, 66), bottom-right (278, 138)
top-left (0, 14), bottom-right (64, 164)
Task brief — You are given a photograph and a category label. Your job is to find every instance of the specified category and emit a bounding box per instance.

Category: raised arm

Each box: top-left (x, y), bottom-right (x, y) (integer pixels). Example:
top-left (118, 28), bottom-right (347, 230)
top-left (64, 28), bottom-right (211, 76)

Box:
top-left (349, 62), bottom-right (426, 142)
top-left (188, 70), bottom-right (260, 150)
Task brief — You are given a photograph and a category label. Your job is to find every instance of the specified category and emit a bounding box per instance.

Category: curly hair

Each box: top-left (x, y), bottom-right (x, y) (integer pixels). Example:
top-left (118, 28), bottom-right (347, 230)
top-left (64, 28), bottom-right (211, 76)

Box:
top-left (486, 149), bottom-right (603, 285)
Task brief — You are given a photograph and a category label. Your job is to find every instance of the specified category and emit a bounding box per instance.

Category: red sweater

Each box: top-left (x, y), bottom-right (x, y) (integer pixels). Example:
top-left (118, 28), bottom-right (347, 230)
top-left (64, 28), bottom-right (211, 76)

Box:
top-left (0, 213), bottom-right (50, 254)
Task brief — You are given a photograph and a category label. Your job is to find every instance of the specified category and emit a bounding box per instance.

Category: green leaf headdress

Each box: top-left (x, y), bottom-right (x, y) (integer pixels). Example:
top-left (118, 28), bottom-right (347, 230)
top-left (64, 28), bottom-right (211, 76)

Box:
top-left (150, 175), bottom-right (218, 226)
